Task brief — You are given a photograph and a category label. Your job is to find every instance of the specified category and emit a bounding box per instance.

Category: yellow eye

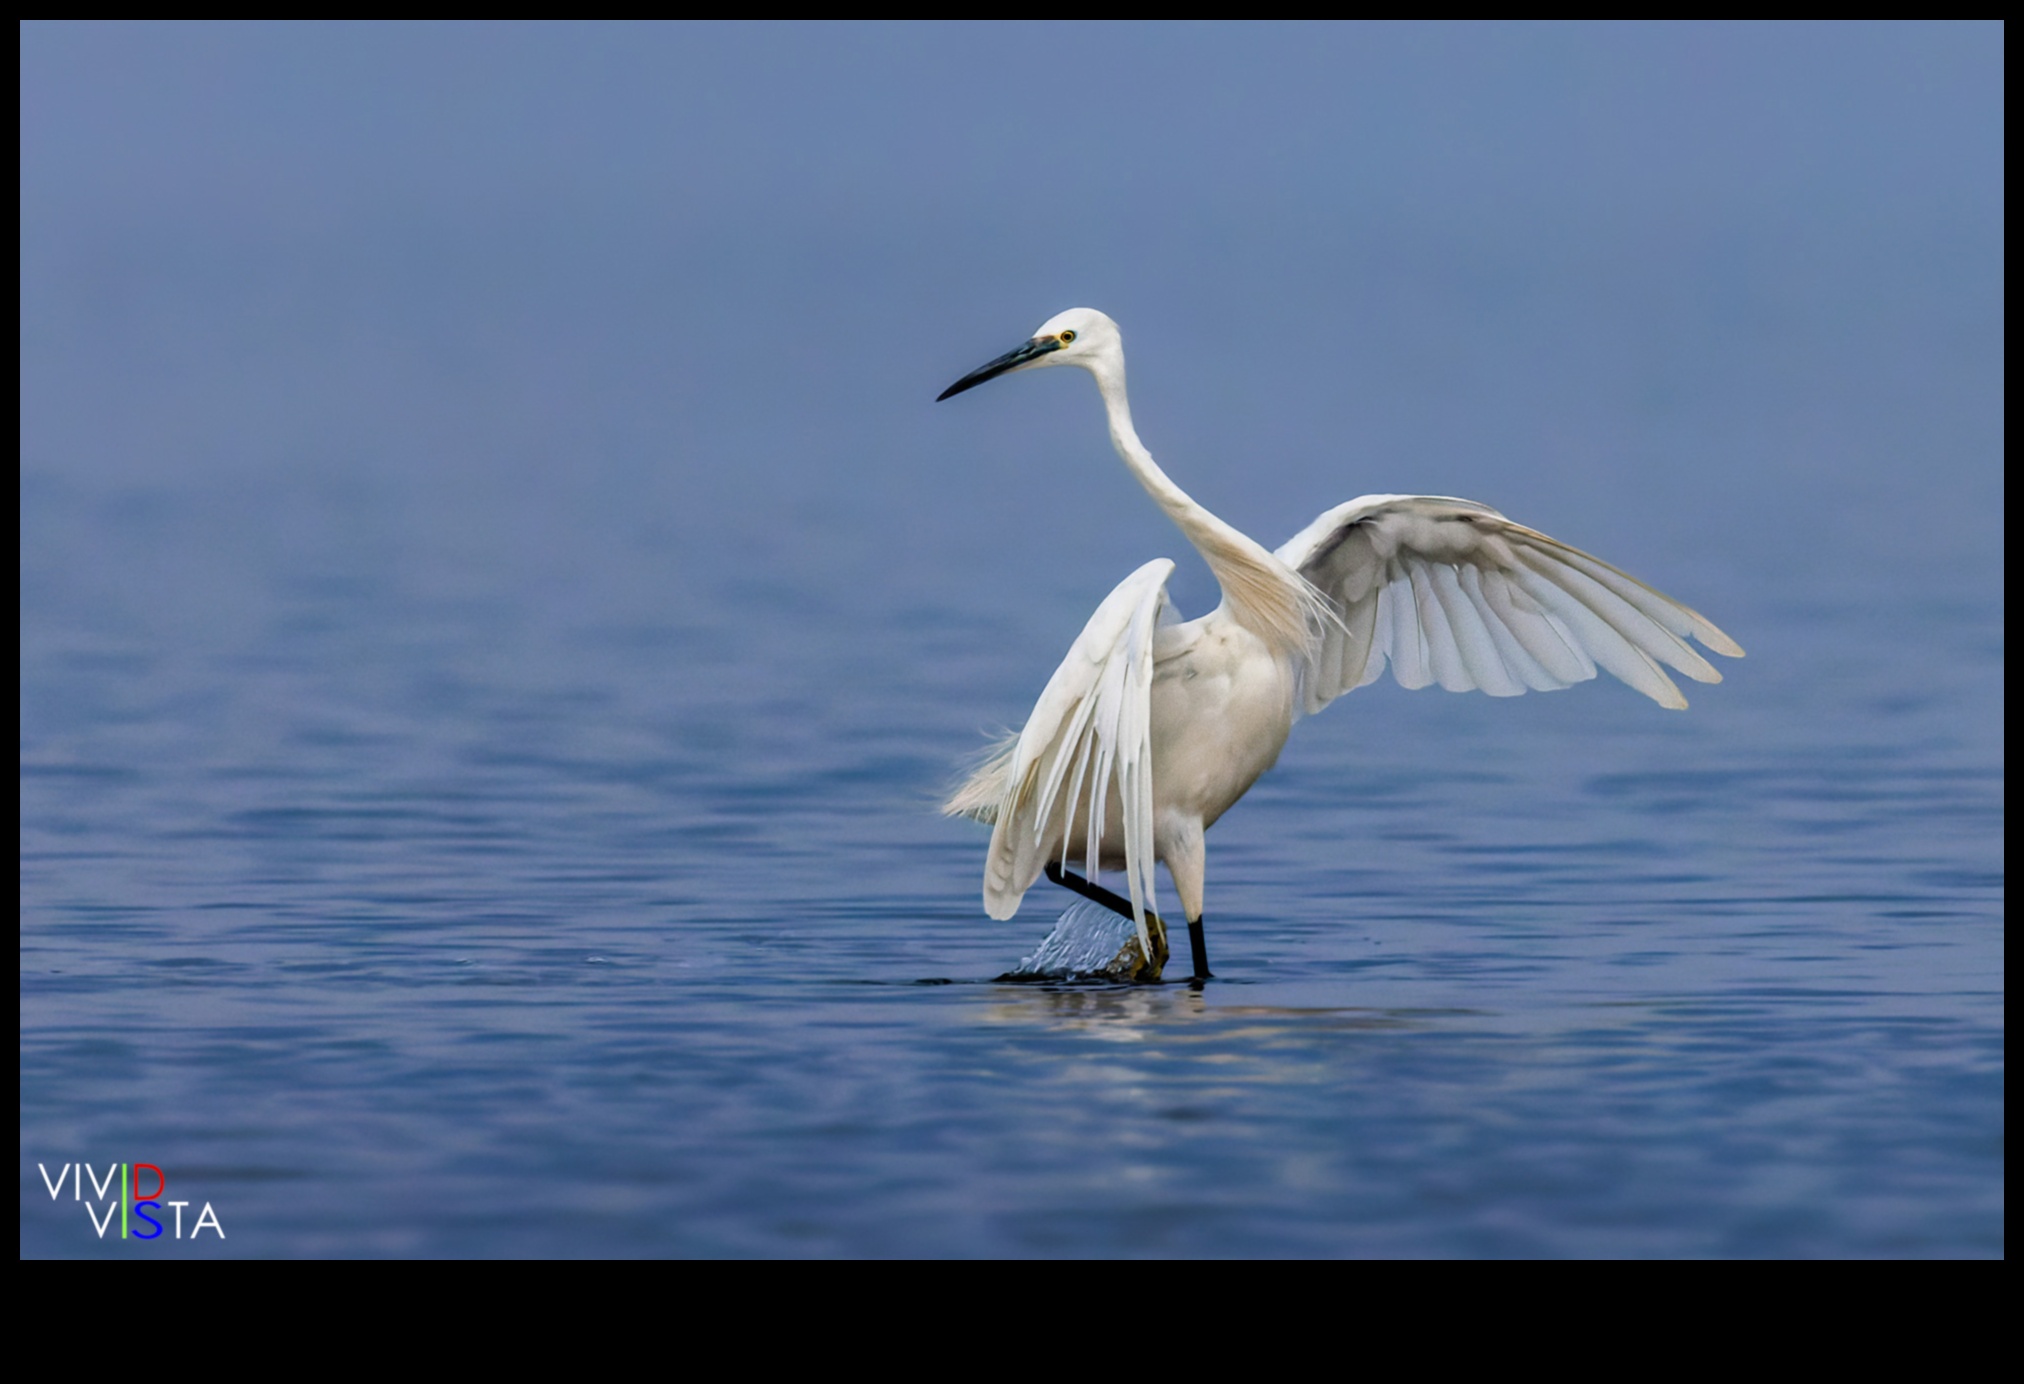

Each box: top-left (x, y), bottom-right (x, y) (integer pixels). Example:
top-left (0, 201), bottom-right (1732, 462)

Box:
top-left (1059, 329), bottom-right (1077, 344)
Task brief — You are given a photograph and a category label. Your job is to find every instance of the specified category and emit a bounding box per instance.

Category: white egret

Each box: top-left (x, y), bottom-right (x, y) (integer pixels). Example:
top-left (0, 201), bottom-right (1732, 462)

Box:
top-left (938, 309), bottom-right (1742, 983)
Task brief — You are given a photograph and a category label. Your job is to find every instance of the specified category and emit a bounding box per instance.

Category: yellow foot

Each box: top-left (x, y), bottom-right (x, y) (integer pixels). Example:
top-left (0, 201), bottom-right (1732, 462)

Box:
top-left (1103, 913), bottom-right (1169, 983)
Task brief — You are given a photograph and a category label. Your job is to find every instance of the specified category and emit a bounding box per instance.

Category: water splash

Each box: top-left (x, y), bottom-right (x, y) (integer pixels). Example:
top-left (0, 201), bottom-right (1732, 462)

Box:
top-left (1000, 899), bottom-right (1151, 981)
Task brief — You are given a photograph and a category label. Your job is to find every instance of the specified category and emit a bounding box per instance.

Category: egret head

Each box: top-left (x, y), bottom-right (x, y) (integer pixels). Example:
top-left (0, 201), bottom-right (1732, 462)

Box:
top-left (937, 308), bottom-right (1122, 401)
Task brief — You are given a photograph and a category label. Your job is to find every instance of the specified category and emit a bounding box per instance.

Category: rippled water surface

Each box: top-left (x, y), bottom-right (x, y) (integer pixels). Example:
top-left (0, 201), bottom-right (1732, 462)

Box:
top-left (20, 23), bottom-right (2002, 1256)
top-left (21, 468), bottom-right (2001, 1256)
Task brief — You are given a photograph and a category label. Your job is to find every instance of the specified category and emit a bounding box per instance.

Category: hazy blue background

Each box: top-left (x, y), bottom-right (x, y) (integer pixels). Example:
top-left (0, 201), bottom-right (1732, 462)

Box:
top-left (22, 22), bottom-right (2002, 1256)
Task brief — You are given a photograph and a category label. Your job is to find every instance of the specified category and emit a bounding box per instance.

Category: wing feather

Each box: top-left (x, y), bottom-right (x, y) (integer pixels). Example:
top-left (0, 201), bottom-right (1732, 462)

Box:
top-left (979, 559), bottom-right (1173, 960)
top-left (1277, 495), bottom-right (1742, 713)
top-left (1430, 561), bottom-right (1527, 696)
top-left (1384, 565), bottom-right (1429, 690)
top-left (1410, 560), bottom-right (1472, 692)
top-left (1470, 566), bottom-right (1579, 690)
top-left (1510, 545), bottom-right (1721, 685)
top-left (1504, 560), bottom-right (1688, 708)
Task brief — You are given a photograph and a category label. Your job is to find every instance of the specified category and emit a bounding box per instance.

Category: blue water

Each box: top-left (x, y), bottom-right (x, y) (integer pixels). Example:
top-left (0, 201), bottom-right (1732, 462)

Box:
top-left (19, 461), bottom-right (2002, 1256)
top-left (20, 23), bottom-right (2003, 1257)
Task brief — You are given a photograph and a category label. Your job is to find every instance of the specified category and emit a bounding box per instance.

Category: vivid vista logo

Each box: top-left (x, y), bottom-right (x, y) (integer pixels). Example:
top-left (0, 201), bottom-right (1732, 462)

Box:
top-left (36, 1163), bottom-right (226, 1241)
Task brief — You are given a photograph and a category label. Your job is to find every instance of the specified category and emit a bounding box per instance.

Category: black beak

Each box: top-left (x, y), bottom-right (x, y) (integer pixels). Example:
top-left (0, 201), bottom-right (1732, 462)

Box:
top-left (936, 336), bottom-right (1062, 401)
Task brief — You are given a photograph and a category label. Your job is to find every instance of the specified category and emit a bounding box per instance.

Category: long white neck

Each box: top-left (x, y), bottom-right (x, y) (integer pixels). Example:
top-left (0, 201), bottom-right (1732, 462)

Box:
top-left (1089, 358), bottom-right (1321, 659)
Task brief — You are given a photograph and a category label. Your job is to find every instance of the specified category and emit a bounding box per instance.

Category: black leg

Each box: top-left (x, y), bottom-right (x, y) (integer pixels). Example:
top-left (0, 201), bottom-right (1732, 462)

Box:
top-left (1188, 916), bottom-right (1212, 980)
top-left (1043, 861), bottom-right (1167, 930)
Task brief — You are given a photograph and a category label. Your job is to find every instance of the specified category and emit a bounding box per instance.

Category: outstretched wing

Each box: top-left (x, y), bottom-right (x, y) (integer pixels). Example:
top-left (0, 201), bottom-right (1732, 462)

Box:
top-left (1276, 495), bottom-right (1744, 715)
top-left (980, 558), bottom-right (1173, 960)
